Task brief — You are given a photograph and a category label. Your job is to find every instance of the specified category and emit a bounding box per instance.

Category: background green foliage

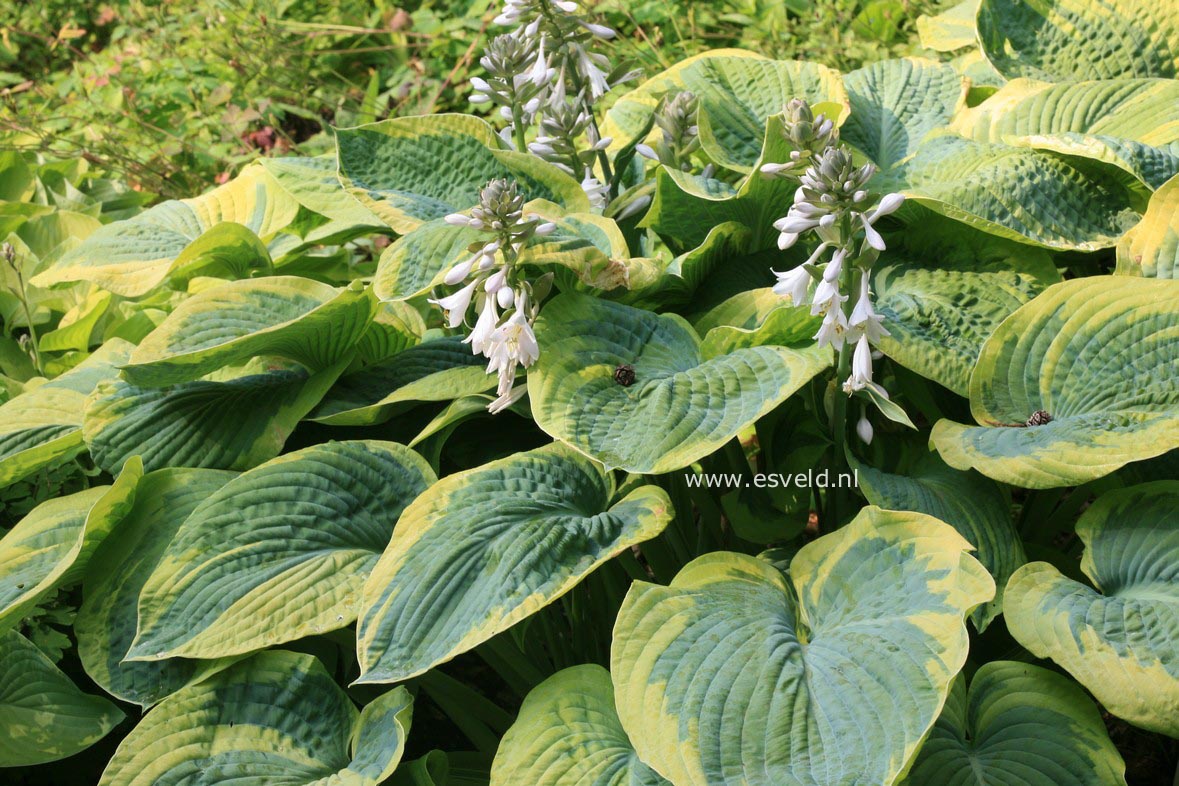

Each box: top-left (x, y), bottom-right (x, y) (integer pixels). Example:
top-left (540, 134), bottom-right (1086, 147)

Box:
top-left (2, 0), bottom-right (936, 197)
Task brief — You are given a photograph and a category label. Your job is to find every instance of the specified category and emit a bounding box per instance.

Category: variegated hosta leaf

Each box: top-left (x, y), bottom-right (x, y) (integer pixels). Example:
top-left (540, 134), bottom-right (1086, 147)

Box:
top-left (39, 288), bottom-right (112, 353)
top-left (916, 0), bottom-right (979, 52)
top-left (335, 114), bottom-right (588, 234)
top-left (356, 301), bottom-right (427, 365)
top-left (872, 221), bottom-right (1061, 395)
top-left (948, 78), bottom-right (1179, 189)
top-left (1004, 481), bottom-right (1179, 736)
top-left (0, 629), bottom-right (124, 767)
top-left (309, 336), bottom-right (493, 426)
top-left (77, 468), bottom-right (237, 707)
top-left (1118, 173), bottom-right (1179, 278)
top-left (931, 277), bottom-right (1179, 488)
top-left (883, 135), bottom-right (1141, 250)
top-left (356, 443), bottom-right (672, 683)
top-left (640, 115), bottom-right (803, 251)
top-left (0, 338), bottom-right (131, 487)
top-left (30, 164), bottom-right (299, 297)
top-left (622, 222), bottom-right (754, 310)
top-left (603, 50), bottom-right (847, 174)
top-left (611, 507), bottom-right (995, 786)
top-left (99, 651), bottom-right (413, 786)
top-left (122, 275), bottom-right (375, 387)
top-left (976, 0), bottom-right (1179, 81)
top-left (83, 358), bottom-right (348, 473)
top-left (530, 292), bottom-right (829, 474)
top-left (127, 441), bottom-right (435, 660)
top-left (260, 155), bottom-right (385, 227)
top-left (0, 458), bottom-right (141, 633)
top-left (492, 664), bottom-right (670, 786)
top-left (854, 452), bottom-right (1023, 630)
top-left (902, 661), bottom-right (1127, 785)
top-left (373, 210), bottom-right (629, 301)
top-left (841, 58), bottom-right (965, 170)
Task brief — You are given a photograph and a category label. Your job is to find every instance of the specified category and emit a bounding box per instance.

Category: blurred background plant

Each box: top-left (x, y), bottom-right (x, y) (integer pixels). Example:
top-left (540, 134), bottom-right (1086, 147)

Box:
top-left (1, 0), bottom-right (940, 199)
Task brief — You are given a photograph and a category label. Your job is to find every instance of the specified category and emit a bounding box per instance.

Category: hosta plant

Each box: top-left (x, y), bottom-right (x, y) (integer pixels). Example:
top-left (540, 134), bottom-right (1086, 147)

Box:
top-left (2, 0), bottom-right (1178, 783)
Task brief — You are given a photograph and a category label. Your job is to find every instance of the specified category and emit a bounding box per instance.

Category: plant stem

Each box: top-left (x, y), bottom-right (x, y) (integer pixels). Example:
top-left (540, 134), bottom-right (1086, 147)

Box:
top-left (825, 255), bottom-right (856, 529)
top-left (6, 252), bottom-right (43, 376)
top-left (511, 102), bottom-right (528, 154)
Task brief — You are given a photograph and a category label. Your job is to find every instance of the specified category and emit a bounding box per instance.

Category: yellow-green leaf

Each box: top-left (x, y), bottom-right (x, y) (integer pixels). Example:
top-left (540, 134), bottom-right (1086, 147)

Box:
top-left (1118, 172), bottom-right (1179, 278)
top-left (492, 664), bottom-right (669, 786)
top-left (529, 292), bottom-right (830, 473)
top-left (122, 275), bottom-right (375, 387)
top-left (611, 507), bottom-right (994, 786)
top-left (77, 467), bottom-right (237, 707)
top-left (99, 651), bottom-right (413, 786)
top-left (357, 443), bottom-right (672, 684)
top-left (1004, 481), bottom-right (1179, 736)
top-left (0, 458), bottom-right (141, 633)
top-left (127, 441), bottom-right (435, 660)
top-left (931, 277), bottom-right (1179, 488)
top-left (0, 629), bottom-right (124, 767)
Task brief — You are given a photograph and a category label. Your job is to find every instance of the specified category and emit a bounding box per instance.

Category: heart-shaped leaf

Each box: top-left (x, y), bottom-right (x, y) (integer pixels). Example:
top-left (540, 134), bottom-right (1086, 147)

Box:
top-left (84, 358), bottom-right (348, 472)
top-left (611, 507), bottom-right (994, 786)
top-left (1118, 172), bottom-right (1179, 278)
top-left (916, 0), bottom-right (979, 52)
top-left (976, 0), bottom-right (1179, 81)
top-left (309, 336), bottom-right (494, 426)
top-left (529, 292), bottom-right (829, 473)
top-left (0, 338), bottom-right (131, 487)
top-left (260, 155), bottom-right (384, 227)
top-left (127, 441), bottom-right (435, 660)
top-left (902, 661), bottom-right (1126, 785)
top-left (357, 442), bottom-right (671, 683)
top-left (31, 165), bottom-right (299, 296)
top-left (882, 135), bottom-right (1141, 250)
top-left (335, 115), bottom-right (588, 233)
top-left (854, 452), bottom-right (1024, 630)
top-left (949, 78), bottom-right (1179, 189)
top-left (1004, 481), bottom-right (1179, 736)
top-left (492, 664), bottom-right (669, 786)
top-left (842, 58), bottom-right (965, 170)
top-left (77, 468), bottom-right (237, 707)
top-left (122, 276), bottom-right (375, 387)
top-left (872, 221), bottom-right (1061, 395)
top-left (0, 629), bottom-right (124, 767)
top-left (931, 277), bottom-right (1179, 488)
top-left (0, 458), bottom-right (141, 633)
top-left (99, 651), bottom-right (413, 786)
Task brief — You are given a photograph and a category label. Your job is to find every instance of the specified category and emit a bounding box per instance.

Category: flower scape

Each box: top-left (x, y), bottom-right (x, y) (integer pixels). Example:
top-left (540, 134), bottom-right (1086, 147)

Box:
top-left (1, 0), bottom-right (1178, 784)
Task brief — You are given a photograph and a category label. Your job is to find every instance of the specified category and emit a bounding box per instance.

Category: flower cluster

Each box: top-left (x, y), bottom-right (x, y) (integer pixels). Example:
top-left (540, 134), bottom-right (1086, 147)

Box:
top-left (635, 91), bottom-right (701, 171)
top-left (435, 179), bottom-right (555, 413)
top-left (759, 98), bottom-right (838, 181)
top-left (765, 101), bottom-right (904, 436)
top-left (472, 0), bottom-right (637, 210)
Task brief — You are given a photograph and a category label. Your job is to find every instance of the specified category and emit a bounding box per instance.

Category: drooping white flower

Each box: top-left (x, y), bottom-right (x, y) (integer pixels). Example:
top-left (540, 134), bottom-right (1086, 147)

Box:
top-left (485, 268), bottom-right (508, 293)
top-left (813, 307), bottom-right (848, 350)
top-left (484, 310), bottom-right (541, 408)
top-left (430, 279), bottom-right (479, 328)
top-left (848, 272), bottom-right (890, 343)
top-left (868, 192), bottom-right (905, 220)
top-left (444, 254), bottom-right (478, 285)
top-left (465, 295), bottom-right (500, 355)
top-left (581, 169), bottom-right (609, 210)
top-left (843, 334), bottom-right (875, 392)
top-left (772, 265), bottom-right (812, 305)
top-left (860, 212), bottom-right (886, 251)
top-left (488, 382), bottom-right (529, 414)
top-left (856, 414), bottom-right (874, 444)
top-left (810, 278), bottom-right (847, 317)
top-left (497, 284), bottom-right (516, 309)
